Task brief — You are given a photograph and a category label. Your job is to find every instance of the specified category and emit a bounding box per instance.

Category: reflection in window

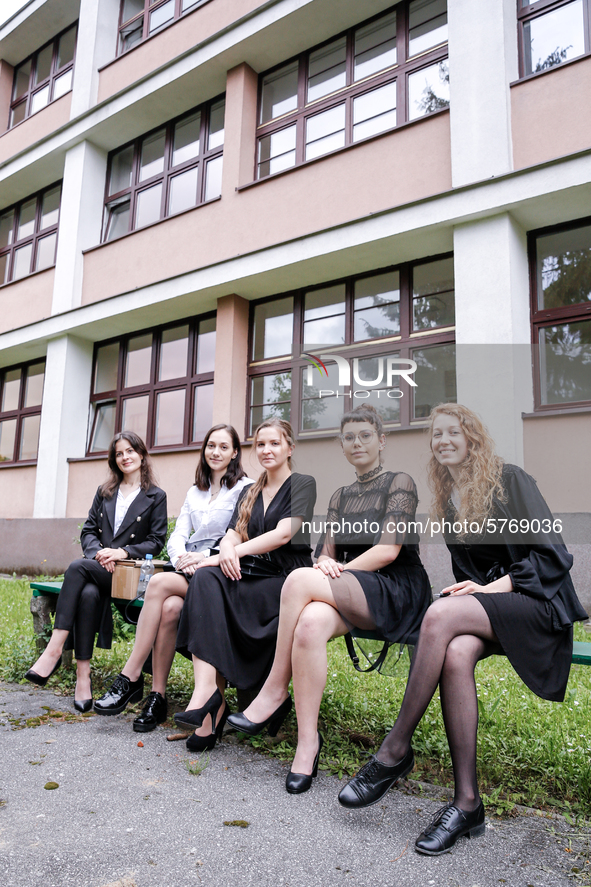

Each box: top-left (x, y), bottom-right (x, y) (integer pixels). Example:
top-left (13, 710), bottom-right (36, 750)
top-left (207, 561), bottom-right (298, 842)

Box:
top-left (9, 24), bottom-right (77, 128)
top-left (0, 361), bottom-right (45, 462)
top-left (536, 223), bottom-right (591, 310)
top-left (159, 325), bottom-right (189, 380)
top-left (353, 82), bottom-right (397, 142)
top-left (412, 257), bottom-right (455, 330)
top-left (90, 402), bottom-right (117, 453)
top-left (154, 388), bottom-right (185, 445)
top-left (308, 37), bottom-right (347, 102)
top-left (258, 126), bottom-right (297, 178)
top-left (196, 317), bottom-right (216, 374)
top-left (354, 272), bottom-right (400, 341)
top-left (305, 105), bottom-right (346, 160)
top-left (0, 184), bottom-right (61, 284)
top-left (301, 363), bottom-right (342, 430)
top-left (250, 372), bottom-right (292, 433)
top-left (0, 420), bottom-right (17, 462)
top-left (538, 320), bottom-right (591, 404)
top-left (353, 355), bottom-right (401, 423)
top-left (412, 344), bottom-right (456, 418)
top-left (523, 0), bottom-right (585, 75)
top-left (122, 395), bottom-right (149, 441)
top-left (125, 334), bottom-right (153, 388)
top-left (253, 298), bottom-right (294, 360)
top-left (354, 11), bottom-right (397, 81)
top-left (304, 285), bottom-right (346, 345)
top-left (94, 343), bottom-right (120, 393)
top-left (260, 62), bottom-right (299, 124)
top-left (19, 414), bottom-right (41, 460)
top-left (408, 0), bottom-right (448, 56)
top-left (193, 383), bottom-right (214, 442)
top-left (408, 60), bottom-right (450, 120)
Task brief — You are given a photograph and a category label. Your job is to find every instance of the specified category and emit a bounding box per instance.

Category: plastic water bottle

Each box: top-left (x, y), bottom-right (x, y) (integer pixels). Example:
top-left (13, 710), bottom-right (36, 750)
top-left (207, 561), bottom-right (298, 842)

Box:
top-left (137, 554), bottom-right (154, 598)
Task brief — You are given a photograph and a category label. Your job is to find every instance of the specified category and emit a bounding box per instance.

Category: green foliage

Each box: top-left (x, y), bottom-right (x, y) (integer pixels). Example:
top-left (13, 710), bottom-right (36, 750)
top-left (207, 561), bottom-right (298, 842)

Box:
top-left (157, 516), bottom-right (177, 561)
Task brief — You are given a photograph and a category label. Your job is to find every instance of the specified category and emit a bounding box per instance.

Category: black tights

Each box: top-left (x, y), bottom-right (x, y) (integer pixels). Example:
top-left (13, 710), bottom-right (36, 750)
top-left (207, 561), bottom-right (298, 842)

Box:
top-left (378, 595), bottom-right (499, 811)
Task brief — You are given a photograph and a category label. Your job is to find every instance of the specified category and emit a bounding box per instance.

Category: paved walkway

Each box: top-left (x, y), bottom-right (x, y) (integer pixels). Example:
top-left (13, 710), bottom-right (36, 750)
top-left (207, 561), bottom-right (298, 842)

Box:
top-left (0, 681), bottom-right (586, 887)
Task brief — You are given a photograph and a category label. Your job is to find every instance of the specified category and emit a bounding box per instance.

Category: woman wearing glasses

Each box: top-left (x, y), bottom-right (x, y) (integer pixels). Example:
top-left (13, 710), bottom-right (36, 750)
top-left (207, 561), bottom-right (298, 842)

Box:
top-left (228, 404), bottom-right (431, 793)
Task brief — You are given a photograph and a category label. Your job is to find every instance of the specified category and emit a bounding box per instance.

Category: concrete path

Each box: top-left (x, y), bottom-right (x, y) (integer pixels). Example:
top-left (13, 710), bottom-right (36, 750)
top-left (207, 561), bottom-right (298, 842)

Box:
top-left (0, 681), bottom-right (586, 887)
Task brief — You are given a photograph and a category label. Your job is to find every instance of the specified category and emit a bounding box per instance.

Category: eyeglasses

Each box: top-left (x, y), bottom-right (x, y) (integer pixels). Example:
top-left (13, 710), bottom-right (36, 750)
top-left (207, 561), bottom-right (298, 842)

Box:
top-left (339, 430), bottom-right (377, 445)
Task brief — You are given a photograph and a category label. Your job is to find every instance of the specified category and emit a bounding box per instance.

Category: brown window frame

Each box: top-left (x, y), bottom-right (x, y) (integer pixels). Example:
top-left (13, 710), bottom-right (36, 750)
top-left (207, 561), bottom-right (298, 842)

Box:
top-left (88, 313), bottom-right (216, 455)
top-left (529, 216), bottom-right (591, 411)
top-left (256, 1), bottom-right (449, 180)
top-left (0, 360), bottom-right (45, 465)
top-left (116, 0), bottom-right (212, 56)
top-left (102, 96), bottom-right (225, 242)
top-left (0, 182), bottom-right (62, 285)
top-left (9, 23), bottom-right (77, 129)
top-left (517, 0), bottom-right (591, 79)
top-left (247, 255), bottom-right (456, 438)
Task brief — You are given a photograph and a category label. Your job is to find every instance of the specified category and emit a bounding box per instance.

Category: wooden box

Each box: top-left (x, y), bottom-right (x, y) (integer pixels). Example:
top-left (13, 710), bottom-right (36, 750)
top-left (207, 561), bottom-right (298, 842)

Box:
top-left (111, 559), bottom-right (168, 600)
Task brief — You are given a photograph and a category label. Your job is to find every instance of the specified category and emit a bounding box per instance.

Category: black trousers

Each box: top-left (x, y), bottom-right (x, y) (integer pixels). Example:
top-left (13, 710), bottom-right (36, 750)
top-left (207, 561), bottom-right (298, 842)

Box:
top-left (53, 558), bottom-right (112, 660)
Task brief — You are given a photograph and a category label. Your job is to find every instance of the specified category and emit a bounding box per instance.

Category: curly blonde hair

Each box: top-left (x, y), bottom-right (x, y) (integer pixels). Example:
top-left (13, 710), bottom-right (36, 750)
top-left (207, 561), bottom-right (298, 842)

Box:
top-left (427, 404), bottom-right (506, 532)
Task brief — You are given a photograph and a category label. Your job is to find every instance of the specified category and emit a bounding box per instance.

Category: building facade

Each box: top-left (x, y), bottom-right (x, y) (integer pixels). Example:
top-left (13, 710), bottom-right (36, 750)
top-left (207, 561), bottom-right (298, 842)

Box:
top-left (0, 0), bottom-right (589, 606)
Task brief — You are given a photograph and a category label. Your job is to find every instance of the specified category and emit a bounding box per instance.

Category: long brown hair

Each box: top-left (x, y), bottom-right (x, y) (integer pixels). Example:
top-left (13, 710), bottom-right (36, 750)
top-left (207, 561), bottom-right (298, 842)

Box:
top-left (427, 404), bottom-right (506, 530)
top-left (194, 424), bottom-right (247, 491)
top-left (234, 418), bottom-right (294, 541)
top-left (100, 432), bottom-right (156, 499)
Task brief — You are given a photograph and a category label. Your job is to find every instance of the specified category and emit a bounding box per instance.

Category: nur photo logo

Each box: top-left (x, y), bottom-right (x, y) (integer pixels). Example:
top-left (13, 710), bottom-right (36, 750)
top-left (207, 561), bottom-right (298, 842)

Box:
top-left (301, 352), bottom-right (418, 400)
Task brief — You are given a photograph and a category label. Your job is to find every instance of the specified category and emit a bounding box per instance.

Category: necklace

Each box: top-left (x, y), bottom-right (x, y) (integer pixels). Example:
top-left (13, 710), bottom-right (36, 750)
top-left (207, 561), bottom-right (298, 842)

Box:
top-left (356, 464), bottom-right (383, 483)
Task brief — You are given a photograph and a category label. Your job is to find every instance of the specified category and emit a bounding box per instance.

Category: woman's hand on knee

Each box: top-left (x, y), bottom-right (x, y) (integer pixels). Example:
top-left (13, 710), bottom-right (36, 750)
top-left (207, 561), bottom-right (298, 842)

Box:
top-left (313, 557), bottom-right (344, 579)
top-left (176, 551), bottom-right (207, 573)
top-left (440, 580), bottom-right (484, 596)
top-left (95, 547), bottom-right (128, 573)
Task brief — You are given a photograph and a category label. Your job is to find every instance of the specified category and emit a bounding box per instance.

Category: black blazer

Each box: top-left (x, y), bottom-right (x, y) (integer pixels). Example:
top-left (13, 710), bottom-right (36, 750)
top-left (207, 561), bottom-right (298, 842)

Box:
top-left (81, 484), bottom-right (168, 561)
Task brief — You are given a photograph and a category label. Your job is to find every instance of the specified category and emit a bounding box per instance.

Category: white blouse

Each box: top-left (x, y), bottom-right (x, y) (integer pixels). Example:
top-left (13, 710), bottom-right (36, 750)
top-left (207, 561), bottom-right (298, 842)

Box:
top-left (114, 486), bottom-right (141, 535)
top-left (167, 476), bottom-right (254, 567)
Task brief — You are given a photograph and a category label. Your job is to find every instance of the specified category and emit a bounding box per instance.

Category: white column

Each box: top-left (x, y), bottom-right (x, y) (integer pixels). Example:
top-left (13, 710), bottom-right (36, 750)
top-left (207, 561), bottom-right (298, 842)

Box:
top-left (70, 0), bottom-right (121, 117)
top-left (447, 0), bottom-right (518, 186)
top-left (34, 336), bottom-right (94, 519)
top-left (453, 213), bottom-right (532, 465)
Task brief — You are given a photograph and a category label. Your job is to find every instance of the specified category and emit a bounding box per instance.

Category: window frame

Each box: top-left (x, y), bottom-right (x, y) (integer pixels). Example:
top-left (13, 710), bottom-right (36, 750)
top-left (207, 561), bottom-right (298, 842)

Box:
top-left (517, 0), bottom-right (591, 79)
top-left (9, 23), bottom-right (77, 129)
top-left (116, 0), bottom-right (212, 56)
top-left (0, 360), bottom-right (45, 465)
top-left (87, 312), bottom-right (216, 455)
top-left (0, 182), bottom-right (62, 285)
top-left (255, 1), bottom-right (449, 180)
top-left (247, 254), bottom-right (456, 437)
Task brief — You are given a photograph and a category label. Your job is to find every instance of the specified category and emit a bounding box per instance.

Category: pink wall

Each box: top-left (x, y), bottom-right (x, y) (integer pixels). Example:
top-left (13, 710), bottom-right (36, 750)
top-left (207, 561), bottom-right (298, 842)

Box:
top-left (0, 268), bottom-right (54, 334)
top-left (0, 60), bottom-right (14, 135)
top-left (0, 93), bottom-right (71, 164)
top-left (0, 465), bottom-right (36, 518)
top-left (523, 413), bottom-right (591, 513)
top-left (511, 56), bottom-right (591, 169)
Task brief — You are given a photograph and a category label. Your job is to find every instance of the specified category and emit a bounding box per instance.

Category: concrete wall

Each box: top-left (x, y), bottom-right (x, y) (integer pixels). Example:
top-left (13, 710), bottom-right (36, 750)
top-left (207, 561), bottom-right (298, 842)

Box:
top-left (0, 268), bottom-right (54, 334)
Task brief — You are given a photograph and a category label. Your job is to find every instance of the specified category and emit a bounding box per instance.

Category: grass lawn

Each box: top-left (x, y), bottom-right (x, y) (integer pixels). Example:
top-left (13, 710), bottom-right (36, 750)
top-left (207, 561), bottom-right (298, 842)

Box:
top-left (2, 577), bottom-right (591, 818)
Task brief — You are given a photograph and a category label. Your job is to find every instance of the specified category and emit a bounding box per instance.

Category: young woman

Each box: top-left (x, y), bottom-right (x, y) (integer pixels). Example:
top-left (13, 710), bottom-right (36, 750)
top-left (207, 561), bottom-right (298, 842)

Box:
top-left (25, 432), bottom-right (167, 711)
top-left (93, 424), bottom-right (252, 730)
top-left (338, 403), bottom-right (587, 855)
top-left (174, 418), bottom-right (317, 752)
top-left (228, 404), bottom-right (432, 793)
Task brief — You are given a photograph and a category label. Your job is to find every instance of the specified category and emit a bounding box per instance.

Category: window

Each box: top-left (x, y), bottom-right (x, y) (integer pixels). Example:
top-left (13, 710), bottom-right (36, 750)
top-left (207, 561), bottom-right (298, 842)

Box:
top-left (256, 1), bottom-right (449, 179)
top-left (247, 256), bottom-right (456, 434)
top-left (88, 315), bottom-right (216, 453)
top-left (0, 361), bottom-right (45, 463)
top-left (518, 0), bottom-right (590, 77)
top-left (9, 24), bottom-right (77, 128)
top-left (102, 98), bottom-right (224, 241)
top-left (531, 219), bottom-right (591, 408)
top-left (117, 0), bottom-right (211, 54)
top-left (0, 184), bottom-right (61, 284)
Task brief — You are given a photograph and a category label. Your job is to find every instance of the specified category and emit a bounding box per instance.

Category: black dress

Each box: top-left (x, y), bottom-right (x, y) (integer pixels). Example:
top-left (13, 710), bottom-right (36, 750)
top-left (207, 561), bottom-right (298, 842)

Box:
top-left (317, 471), bottom-right (432, 656)
top-left (176, 473), bottom-right (317, 690)
top-left (445, 465), bottom-right (588, 702)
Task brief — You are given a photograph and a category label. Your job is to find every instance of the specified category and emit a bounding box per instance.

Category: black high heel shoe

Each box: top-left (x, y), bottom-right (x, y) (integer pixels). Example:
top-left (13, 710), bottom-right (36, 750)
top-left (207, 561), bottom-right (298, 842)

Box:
top-left (285, 732), bottom-right (323, 794)
top-left (226, 696), bottom-right (292, 737)
top-left (25, 654), bottom-right (62, 687)
top-left (186, 702), bottom-right (229, 752)
top-left (174, 688), bottom-right (225, 729)
top-left (74, 679), bottom-right (93, 714)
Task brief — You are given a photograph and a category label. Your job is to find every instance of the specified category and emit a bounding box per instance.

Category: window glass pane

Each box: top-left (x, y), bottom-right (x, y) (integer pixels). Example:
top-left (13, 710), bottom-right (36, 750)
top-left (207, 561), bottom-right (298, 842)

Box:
top-left (35, 233), bottom-right (57, 272)
top-left (159, 325), bottom-right (189, 380)
top-left (122, 0), bottom-right (145, 22)
top-left (90, 402), bottom-right (117, 453)
top-left (57, 25), bottom-right (77, 68)
top-left (140, 128), bottom-right (166, 181)
top-left (536, 224), bottom-right (591, 310)
top-left (192, 383), bottom-right (214, 442)
top-left (109, 146), bottom-right (134, 195)
top-left (18, 199), bottom-right (37, 241)
top-left (354, 11), bottom-right (397, 81)
top-left (34, 45), bottom-right (53, 85)
top-left (121, 395), bottom-right (149, 441)
top-left (523, 0), bottom-right (584, 75)
top-left (305, 104), bottom-right (346, 161)
top-left (95, 342), bottom-right (120, 393)
top-left (1, 369), bottom-right (21, 412)
top-left (260, 62), bottom-right (299, 124)
top-left (13, 61), bottom-right (31, 101)
top-left (125, 334), bottom-right (153, 387)
top-left (53, 69), bottom-right (73, 100)
top-left (24, 363), bottom-right (45, 408)
top-left (352, 356), bottom-right (401, 423)
top-left (253, 298), bottom-right (294, 360)
top-left (0, 419), bottom-right (17, 462)
top-left (250, 373), bottom-right (291, 434)
top-left (41, 186), bottom-right (61, 229)
top-left (354, 272), bottom-right (400, 340)
top-left (408, 0), bottom-right (448, 56)
top-left (204, 156), bottom-right (223, 201)
top-left (0, 254), bottom-right (9, 285)
top-left (10, 101), bottom-right (27, 128)
top-left (539, 320), bottom-right (591, 405)
top-left (135, 182), bottom-right (163, 228)
top-left (105, 198), bottom-right (131, 241)
top-left (19, 414), bottom-right (40, 460)
top-left (413, 257), bottom-right (455, 329)
top-left (119, 17), bottom-right (144, 53)
top-left (308, 37), bottom-right (346, 103)
top-left (258, 125), bottom-right (297, 178)
top-left (208, 99), bottom-right (225, 149)
top-left (154, 388), bottom-right (185, 445)
top-left (13, 243), bottom-right (33, 280)
top-left (196, 317), bottom-right (216, 374)
top-left (413, 343), bottom-right (456, 419)
top-left (173, 111), bottom-right (200, 166)
top-left (408, 60), bottom-right (450, 120)
top-left (150, 0), bottom-right (175, 33)
top-left (0, 210), bottom-right (15, 249)
top-left (353, 82), bottom-right (397, 142)
top-left (301, 363), bottom-right (342, 430)
top-left (168, 166), bottom-right (199, 215)
top-left (304, 285), bottom-right (346, 345)
top-left (31, 85), bottom-right (50, 114)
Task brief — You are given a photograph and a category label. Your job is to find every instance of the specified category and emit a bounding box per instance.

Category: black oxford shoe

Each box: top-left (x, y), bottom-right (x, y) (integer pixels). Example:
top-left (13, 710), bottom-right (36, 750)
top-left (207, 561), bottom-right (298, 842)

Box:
top-left (133, 691), bottom-right (168, 732)
top-left (338, 747), bottom-right (414, 809)
top-left (414, 801), bottom-right (485, 855)
top-left (94, 673), bottom-right (144, 715)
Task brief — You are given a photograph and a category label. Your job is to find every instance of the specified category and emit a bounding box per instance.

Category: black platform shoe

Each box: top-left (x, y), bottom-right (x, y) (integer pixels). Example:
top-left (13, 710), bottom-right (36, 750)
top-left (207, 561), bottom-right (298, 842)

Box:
top-left (25, 655), bottom-right (62, 688)
top-left (94, 673), bottom-right (144, 715)
top-left (186, 701), bottom-right (229, 752)
top-left (338, 747), bottom-right (414, 809)
top-left (415, 802), bottom-right (485, 855)
top-left (285, 732), bottom-right (323, 794)
top-left (226, 696), bottom-right (292, 737)
top-left (133, 691), bottom-right (168, 733)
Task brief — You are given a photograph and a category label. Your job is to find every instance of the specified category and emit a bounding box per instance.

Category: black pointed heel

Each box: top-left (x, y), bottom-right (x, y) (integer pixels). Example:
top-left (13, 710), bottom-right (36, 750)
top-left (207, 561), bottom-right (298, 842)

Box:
top-left (74, 678), bottom-right (93, 713)
top-left (25, 654), bottom-right (62, 687)
top-left (186, 702), bottom-right (229, 752)
top-left (226, 696), bottom-right (292, 737)
top-left (174, 688), bottom-right (224, 729)
top-left (286, 732), bottom-right (323, 794)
